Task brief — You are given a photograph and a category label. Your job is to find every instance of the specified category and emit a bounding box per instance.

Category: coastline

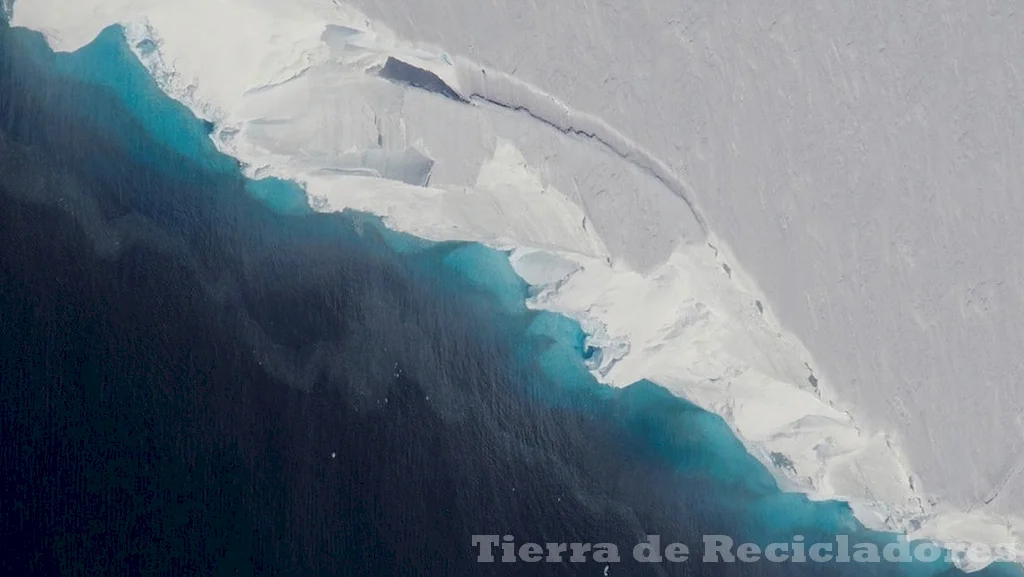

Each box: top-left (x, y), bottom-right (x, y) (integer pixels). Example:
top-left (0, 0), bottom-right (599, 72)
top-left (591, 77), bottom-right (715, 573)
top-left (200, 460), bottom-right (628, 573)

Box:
top-left (8, 0), bottom-right (1023, 570)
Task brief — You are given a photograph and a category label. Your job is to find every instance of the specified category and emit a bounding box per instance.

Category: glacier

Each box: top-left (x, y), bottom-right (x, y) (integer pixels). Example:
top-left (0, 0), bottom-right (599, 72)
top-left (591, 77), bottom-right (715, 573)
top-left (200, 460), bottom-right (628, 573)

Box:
top-left (9, 0), bottom-right (1023, 571)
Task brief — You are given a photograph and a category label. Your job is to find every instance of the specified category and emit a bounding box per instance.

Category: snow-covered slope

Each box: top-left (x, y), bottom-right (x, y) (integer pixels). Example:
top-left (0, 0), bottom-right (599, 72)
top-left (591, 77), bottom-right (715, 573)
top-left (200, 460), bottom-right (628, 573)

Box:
top-left (10, 0), bottom-right (1023, 570)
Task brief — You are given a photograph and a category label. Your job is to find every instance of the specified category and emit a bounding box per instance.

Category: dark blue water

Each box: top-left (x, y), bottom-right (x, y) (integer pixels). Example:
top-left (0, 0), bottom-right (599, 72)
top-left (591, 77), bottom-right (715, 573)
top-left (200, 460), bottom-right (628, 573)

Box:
top-left (0, 20), bottom-right (1019, 576)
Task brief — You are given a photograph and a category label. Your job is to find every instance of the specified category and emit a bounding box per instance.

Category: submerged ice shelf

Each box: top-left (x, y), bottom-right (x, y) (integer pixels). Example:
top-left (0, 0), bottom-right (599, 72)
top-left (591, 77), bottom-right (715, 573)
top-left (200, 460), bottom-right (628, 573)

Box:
top-left (9, 0), bottom-right (1023, 571)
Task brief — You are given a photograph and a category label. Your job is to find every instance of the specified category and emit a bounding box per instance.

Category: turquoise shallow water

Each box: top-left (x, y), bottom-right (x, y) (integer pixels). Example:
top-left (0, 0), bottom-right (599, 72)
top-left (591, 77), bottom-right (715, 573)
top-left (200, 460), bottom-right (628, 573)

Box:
top-left (1, 20), bottom-right (1020, 576)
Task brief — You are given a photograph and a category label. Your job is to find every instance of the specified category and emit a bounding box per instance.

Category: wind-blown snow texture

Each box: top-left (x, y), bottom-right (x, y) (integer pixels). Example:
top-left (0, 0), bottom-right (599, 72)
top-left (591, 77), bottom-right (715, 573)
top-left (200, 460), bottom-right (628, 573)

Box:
top-left (5, 0), bottom-right (1023, 573)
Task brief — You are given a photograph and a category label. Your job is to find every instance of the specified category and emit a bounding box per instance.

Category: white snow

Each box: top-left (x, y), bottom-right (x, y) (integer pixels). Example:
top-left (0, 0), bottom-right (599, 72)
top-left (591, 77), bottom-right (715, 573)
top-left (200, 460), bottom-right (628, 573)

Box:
top-left (10, 0), bottom-right (1024, 570)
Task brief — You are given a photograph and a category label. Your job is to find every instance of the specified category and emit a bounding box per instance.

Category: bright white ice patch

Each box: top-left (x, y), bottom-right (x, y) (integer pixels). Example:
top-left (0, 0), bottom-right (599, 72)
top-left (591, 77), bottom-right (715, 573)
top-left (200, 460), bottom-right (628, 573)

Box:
top-left (10, 0), bottom-right (1023, 570)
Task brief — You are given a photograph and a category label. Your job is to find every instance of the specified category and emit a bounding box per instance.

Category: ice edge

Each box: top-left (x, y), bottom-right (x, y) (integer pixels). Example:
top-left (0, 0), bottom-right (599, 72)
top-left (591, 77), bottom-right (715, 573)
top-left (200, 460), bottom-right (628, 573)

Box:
top-left (10, 0), bottom-right (1023, 570)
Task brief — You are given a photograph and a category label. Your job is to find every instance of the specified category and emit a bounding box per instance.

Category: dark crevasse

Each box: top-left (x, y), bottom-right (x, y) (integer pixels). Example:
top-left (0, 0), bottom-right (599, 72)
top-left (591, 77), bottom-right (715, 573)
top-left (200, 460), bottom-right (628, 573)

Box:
top-left (0, 19), bottom-right (1020, 577)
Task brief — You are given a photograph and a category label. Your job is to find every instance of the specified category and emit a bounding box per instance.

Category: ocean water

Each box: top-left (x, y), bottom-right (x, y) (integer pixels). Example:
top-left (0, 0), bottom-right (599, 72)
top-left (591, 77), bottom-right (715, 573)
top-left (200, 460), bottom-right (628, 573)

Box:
top-left (0, 20), bottom-right (1020, 576)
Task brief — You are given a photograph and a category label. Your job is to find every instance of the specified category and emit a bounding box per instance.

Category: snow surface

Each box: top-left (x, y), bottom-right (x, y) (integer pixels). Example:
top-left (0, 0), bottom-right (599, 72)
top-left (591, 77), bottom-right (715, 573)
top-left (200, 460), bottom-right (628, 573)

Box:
top-left (10, 0), bottom-right (1024, 570)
